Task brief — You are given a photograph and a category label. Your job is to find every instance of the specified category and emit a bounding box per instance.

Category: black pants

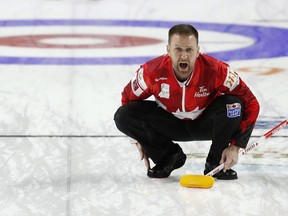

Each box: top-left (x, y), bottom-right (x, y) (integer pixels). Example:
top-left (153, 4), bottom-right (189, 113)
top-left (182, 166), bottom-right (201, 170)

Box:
top-left (114, 95), bottom-right (242, 165)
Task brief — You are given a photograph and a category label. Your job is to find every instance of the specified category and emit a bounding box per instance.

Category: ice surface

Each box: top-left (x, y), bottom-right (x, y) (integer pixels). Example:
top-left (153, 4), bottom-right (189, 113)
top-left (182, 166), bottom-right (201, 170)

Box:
top-left (0, 0), bottom-right (287, 215)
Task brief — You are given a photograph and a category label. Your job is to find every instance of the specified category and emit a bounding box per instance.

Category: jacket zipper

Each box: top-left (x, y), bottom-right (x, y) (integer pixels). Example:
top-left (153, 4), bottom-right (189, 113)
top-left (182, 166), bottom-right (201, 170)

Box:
top-left (182, 84), bottom-right (186, 112)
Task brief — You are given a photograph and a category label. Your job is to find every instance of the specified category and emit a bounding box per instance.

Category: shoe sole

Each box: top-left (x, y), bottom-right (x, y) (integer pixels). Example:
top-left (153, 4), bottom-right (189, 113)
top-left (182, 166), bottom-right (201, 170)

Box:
top-left (147, 153), bottom-right (186, 178)
top-left (216, 175), bottom-right (238, 180)
top-left (204, 170), bottom-right (238, 180)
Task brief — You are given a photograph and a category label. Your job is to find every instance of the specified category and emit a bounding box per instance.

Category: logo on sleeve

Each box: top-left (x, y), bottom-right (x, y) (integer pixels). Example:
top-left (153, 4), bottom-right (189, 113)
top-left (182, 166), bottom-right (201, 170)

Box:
top-left (158, 83), bottom-right (170, 99)
top-left (224, 67), bottom-right (239, 91)
top-left (226, 103), bottom-right (241, 118)
top-left (131, 68), bottom-right (147, 96)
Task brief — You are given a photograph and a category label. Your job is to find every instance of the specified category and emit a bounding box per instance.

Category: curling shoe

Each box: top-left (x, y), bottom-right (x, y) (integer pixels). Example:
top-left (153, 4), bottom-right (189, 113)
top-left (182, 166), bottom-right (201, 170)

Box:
top-left (204, 162), bottom-right (238, 180)
top-left (147, 147), bottom-right (186, 178)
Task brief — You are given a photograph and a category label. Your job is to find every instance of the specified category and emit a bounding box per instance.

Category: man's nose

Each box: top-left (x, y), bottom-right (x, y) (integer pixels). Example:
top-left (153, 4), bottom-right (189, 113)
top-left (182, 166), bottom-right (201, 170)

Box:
top-left (181, 51), bottom-right (188, 59)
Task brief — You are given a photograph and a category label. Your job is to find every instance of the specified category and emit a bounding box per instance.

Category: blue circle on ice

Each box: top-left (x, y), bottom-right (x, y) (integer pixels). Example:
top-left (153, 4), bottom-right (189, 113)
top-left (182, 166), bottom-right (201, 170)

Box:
top-left (0, 19), bottom-right (287, 65)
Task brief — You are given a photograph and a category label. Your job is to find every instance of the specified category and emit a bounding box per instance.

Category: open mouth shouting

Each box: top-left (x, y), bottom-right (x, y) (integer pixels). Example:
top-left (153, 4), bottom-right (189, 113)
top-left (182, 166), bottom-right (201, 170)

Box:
top-left (179, 62), bottom-right (189, 71)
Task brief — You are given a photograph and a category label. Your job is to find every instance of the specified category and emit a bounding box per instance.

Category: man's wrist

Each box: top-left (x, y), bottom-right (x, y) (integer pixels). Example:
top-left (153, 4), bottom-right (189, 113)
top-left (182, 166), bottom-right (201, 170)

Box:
top-left (230, 144), bottom-right (241, 152)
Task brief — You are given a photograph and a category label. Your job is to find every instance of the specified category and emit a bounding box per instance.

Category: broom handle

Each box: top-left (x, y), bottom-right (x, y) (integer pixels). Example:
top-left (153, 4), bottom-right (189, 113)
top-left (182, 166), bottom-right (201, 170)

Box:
top-left (205, 119), bottom-right (288, 177)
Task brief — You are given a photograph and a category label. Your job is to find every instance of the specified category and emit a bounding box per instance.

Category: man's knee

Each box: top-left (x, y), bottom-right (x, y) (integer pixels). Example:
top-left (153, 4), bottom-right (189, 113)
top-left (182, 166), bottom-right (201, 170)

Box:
top-left (224, 95), bottom-right (243, 105)
top-left (114, 104), bottom-right (130, 131)
top-left (114, 101), bottom-right (144, 131)
top-left (215, 95), bottom-right (243, 118)
top-left (224, 95), bottom-right (243, 120)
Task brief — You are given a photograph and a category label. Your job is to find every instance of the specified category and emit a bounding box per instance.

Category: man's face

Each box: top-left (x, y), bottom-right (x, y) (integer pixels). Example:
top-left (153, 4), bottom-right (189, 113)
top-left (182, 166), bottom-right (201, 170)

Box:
top-left (167, 34), bottom-right (199, 82)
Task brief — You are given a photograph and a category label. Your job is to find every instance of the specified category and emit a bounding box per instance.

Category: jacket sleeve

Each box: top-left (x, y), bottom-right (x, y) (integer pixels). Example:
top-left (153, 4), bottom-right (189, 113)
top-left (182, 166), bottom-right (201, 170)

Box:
top-left (121, 66), bottom-right (152, 105)
top-left (216, 65), bottom-right (260, 148)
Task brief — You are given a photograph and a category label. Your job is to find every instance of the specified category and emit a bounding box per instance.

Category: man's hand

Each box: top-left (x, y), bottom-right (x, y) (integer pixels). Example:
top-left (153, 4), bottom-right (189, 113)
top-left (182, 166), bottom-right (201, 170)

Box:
top-left (220, 144), bottom-right (240, 172)
top-left (130, 139), bottom-right (151, 170)
top-left (135, 142), bottom-right (151, 170)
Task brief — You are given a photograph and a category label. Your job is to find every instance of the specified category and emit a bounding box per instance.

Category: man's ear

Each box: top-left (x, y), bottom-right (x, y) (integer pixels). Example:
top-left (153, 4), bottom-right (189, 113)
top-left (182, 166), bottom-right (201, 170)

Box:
top-left (166, 44), bottom-right (170, 56)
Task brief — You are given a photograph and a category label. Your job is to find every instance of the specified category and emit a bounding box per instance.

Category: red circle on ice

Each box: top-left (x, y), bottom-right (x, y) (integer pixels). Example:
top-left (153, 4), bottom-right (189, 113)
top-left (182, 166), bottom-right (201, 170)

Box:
top-left (0, 34), bottom-right (163, 48)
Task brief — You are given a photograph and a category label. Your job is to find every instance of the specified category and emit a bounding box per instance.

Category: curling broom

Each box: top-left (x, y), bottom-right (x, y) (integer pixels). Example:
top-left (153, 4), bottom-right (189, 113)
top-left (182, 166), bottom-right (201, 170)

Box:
top-left (180, 119), bottom-right (288, 189)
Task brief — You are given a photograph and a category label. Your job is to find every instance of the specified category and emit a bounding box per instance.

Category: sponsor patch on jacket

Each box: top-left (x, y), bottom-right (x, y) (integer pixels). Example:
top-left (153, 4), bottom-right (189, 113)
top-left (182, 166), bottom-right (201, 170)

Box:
top-left (158, 83), bottom-right (170, 99)
top-left (226, 103), bottom-right (241, 118)
top-left (131, 68), bottom-right (147, 96)
top-left (194, 86), bottom-right (210, 98)
top-left (224, 67), bottom-right (240, 91)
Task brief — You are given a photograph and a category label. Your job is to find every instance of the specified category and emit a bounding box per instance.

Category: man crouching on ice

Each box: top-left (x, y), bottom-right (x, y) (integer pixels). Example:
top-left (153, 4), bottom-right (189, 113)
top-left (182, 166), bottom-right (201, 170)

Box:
top-left (114, 24), bottom-right (260, 180)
